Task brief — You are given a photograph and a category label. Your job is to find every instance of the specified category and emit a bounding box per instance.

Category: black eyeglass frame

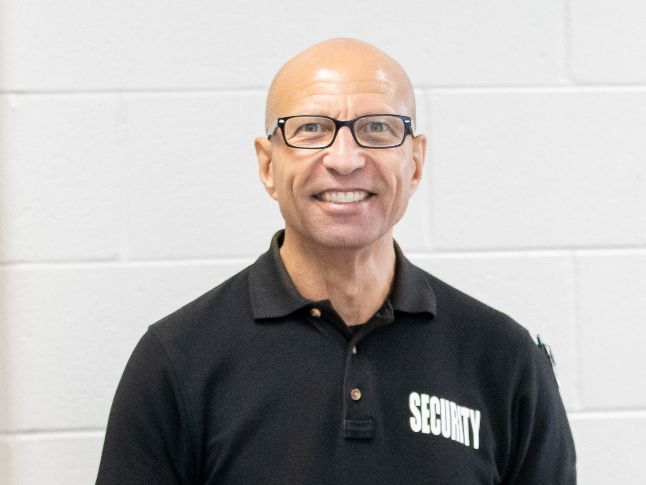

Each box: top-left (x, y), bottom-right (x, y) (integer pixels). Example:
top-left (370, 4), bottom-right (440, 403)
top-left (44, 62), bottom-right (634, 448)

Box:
top-left (266, 114), bottom-right (415, 149)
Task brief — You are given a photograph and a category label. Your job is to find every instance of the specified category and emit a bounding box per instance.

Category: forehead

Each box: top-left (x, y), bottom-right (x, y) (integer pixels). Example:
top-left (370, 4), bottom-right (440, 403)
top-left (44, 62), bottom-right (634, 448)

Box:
top-left (276, 70), bottom-right (411, 117)
top-left (265, 40), bottom-right (415, 127)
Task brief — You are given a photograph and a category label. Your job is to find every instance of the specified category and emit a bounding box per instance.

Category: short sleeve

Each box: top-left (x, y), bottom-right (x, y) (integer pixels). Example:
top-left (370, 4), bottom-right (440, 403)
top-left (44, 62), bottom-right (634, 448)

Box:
top-left (95, 329), bottom-right (196, 484)
top-left (502, 336), bottom-right (577, 484)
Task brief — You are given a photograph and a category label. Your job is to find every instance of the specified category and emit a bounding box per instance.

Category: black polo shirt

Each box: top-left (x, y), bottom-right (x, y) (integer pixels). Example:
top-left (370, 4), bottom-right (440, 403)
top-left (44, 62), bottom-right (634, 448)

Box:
top-left (96, 231), bottom-right (576, 484)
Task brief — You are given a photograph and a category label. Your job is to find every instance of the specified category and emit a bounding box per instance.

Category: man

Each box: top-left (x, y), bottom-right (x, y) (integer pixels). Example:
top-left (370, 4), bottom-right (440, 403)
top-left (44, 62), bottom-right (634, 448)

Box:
top-left (96, 38), bottom-right (576, 484)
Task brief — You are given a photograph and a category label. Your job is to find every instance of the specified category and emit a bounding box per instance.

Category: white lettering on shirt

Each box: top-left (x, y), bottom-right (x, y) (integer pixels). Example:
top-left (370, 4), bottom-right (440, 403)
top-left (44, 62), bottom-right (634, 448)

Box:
top-left (408, 392), bottom-right (482, 450)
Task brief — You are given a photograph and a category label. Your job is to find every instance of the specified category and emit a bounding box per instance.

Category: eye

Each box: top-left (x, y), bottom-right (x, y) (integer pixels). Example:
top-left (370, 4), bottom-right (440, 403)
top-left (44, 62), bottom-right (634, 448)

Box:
top-left (297, 122), bottom-right (326, 133)
top-left (366, 121), bottom-right (387, 132)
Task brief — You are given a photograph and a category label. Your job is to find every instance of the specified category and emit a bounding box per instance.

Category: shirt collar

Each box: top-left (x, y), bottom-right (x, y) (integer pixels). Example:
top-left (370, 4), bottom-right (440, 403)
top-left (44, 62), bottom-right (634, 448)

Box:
top-left (248, 230), bottom-right (437, 321)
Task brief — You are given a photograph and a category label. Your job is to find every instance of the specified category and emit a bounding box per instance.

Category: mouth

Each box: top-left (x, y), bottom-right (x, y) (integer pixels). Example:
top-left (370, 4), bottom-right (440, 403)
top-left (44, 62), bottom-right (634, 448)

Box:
top-left (312, 190), bottom-right (374, 204)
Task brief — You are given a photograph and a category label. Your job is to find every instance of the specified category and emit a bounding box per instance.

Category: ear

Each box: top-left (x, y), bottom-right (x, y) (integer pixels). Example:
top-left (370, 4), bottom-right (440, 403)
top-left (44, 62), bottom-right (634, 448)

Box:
top-left (408, 134), bottom-right (426, 197)
top-left (254, 137), bottom-right (278, 200)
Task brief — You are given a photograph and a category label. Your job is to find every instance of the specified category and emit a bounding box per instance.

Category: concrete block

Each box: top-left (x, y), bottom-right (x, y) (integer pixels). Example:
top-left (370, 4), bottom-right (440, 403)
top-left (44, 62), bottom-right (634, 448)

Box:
top-left (403, 0), bottom-right (567, 86)
top-left (411, 252), bottom-right (577, 409)
top-left (0, 432), bottom-right (104, 485)
top-left (570, 0), bottom-right (646, 83)
top-left (121, 92), bottom-right (283, 259)
top-left (576, 251), bottom-right (646, 409)
top-left (1, 0), bottom-right (566, 91)
top-left (429, 90), bottom-right (646, 250)
top-left (570, 412), bottom-right (646, 485)
top-left (0, 95), bottom-right (122, 263)
top-left (0, 260), bottom-right (249, 432)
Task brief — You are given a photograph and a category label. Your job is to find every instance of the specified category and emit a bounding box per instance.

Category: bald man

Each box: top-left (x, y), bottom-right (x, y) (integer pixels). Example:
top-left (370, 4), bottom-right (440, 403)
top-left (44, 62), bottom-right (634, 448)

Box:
top-left (96, 39), bottom-right (576, 484)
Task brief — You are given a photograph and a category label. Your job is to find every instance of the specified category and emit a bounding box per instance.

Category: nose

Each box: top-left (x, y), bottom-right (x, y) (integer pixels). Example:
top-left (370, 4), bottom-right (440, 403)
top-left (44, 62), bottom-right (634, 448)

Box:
top-left (321, 126), bottom-right (366, 175)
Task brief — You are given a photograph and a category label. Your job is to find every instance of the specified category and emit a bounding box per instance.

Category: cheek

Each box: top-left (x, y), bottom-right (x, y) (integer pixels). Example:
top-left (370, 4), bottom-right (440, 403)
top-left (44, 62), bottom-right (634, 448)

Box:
top-left (271, 157), bottom-right (294, 193)
top-left (273, 162), bottom-right (311, 206)
top-left (381, 152), bottom-right (416, 196)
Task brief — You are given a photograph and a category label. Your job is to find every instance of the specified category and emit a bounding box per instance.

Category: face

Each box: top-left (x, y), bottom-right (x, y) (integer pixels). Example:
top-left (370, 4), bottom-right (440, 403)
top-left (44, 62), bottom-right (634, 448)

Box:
top-left (255, 47), bottom-right (426, 252)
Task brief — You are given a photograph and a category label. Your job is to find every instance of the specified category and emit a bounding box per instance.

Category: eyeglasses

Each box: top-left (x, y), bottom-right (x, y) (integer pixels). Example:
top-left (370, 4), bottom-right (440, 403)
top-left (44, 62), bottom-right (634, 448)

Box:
top-left (266, 114), bottom-right (414, 149)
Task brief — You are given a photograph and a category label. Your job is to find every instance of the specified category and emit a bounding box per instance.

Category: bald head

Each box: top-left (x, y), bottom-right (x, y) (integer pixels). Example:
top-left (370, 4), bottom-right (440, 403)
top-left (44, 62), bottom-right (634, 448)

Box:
top-left (265, 38), bottom-right (416, 132)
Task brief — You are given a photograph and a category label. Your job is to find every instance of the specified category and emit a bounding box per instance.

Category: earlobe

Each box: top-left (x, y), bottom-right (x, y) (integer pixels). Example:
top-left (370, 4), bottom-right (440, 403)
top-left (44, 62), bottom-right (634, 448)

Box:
top-left (254, 137), bottom-right (278, 200)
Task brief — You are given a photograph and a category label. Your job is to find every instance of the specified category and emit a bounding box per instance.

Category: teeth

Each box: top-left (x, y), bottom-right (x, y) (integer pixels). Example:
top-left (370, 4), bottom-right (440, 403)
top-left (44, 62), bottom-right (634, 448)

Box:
top-left (319, 191), bottom-right (370, 203)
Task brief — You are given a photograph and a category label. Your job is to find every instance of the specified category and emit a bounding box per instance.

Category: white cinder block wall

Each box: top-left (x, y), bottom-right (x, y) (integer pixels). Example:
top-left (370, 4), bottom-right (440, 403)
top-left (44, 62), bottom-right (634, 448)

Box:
top-left (1, 1), bottom-right (645, 483)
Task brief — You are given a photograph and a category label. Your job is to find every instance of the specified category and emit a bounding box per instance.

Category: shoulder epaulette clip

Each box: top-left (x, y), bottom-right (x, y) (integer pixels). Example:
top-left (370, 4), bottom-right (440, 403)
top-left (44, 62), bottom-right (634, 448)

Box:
top-left (536, 334), bottom-right (560, 388)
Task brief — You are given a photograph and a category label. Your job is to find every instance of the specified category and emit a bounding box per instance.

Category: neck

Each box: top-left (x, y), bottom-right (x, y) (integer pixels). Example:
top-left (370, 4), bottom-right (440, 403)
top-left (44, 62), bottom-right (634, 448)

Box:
top-left (279, 229), bottom-right (396, 326)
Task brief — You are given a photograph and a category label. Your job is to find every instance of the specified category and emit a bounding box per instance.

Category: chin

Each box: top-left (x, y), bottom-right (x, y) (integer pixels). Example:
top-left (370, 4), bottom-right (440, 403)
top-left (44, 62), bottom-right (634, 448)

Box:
top-left (310, 227), bottom-right (388, 250)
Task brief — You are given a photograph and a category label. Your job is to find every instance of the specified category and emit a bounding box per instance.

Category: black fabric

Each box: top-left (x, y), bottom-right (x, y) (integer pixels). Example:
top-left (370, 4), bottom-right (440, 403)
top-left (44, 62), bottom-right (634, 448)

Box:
top-left (96, 230), bottom-right (576, 484)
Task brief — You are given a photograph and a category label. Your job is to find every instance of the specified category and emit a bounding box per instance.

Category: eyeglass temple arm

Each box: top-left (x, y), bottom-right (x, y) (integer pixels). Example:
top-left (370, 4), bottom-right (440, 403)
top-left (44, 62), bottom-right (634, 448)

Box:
top-left (404, 117), bottom-right (415, 135)
top-left (266, 119), bottom-right (283, 138)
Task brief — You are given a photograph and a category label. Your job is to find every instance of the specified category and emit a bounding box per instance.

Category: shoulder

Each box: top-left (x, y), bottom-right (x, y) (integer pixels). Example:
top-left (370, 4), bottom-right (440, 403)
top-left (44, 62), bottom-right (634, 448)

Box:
top-left (412, 265), bottom-right (565, 408)
top-left (407, 264), bottom-right (538, 371)
top-left (147, 262), bottom-right (255, 355)
top-left (423, 267), bottom-right (532, 343)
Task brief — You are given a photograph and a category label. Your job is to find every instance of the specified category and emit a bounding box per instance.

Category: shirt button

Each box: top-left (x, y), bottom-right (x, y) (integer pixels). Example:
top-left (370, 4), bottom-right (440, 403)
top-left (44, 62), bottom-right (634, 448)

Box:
top-left (310, 307), bottom-right (322, 318)
top-left (351, 388), bottom-right (362, 401)
top-left (352, 346), bottom-right (357, 354)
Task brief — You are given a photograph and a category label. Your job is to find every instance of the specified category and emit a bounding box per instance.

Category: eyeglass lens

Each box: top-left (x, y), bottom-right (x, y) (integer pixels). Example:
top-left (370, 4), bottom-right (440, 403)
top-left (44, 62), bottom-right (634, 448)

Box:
top-left (283, 115), bottom-right (406, 148)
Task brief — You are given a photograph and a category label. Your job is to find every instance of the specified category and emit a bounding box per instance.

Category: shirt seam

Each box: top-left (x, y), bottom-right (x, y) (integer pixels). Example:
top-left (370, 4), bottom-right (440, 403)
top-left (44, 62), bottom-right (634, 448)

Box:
top-left (149, 328), bottom-right (199, 481)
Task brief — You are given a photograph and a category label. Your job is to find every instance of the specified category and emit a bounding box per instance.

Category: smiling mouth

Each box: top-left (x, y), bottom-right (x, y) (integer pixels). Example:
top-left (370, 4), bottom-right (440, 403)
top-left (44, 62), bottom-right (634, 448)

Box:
top-left (313, 190), bottom-right (374, 203)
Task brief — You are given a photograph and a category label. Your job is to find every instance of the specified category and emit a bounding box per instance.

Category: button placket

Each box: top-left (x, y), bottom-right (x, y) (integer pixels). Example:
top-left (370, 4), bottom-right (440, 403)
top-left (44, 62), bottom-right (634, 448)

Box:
top-left (342, 334), bottom-right (375, 439)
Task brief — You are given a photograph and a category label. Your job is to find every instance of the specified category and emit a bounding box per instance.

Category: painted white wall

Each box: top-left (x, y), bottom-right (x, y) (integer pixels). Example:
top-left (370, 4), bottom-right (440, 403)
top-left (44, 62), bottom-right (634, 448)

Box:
top-left (1, 1), bottom-right (644, 483)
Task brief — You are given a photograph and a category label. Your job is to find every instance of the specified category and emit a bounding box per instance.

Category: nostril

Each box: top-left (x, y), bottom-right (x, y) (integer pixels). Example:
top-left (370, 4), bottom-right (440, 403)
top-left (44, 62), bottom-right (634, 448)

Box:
top-left (322, 158), bottom-right (366, 176)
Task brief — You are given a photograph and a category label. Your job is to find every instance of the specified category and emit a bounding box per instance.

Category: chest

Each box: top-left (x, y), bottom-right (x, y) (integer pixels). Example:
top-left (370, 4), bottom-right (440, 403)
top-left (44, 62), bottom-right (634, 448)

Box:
top-left (190, 322), bottom-right (512, 484)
